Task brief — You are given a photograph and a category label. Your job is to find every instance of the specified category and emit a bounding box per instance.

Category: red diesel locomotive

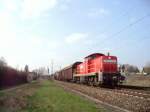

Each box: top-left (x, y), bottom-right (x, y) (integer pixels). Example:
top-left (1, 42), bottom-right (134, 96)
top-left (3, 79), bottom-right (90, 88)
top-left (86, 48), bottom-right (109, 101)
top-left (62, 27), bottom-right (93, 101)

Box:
top-left (55, 53), bottom-right (124, 86)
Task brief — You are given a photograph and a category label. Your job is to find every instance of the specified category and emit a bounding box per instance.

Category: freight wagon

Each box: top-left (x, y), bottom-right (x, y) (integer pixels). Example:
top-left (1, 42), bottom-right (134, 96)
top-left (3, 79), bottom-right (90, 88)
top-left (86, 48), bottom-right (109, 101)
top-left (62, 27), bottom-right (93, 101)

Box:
top-left (55, 62), bottom-right (82, 81)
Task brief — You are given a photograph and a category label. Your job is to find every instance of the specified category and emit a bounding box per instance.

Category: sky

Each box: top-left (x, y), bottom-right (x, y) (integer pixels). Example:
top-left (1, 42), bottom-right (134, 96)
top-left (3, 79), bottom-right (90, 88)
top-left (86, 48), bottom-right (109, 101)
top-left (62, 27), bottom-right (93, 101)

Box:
top-left (0, 0), bottom-right (150, 71)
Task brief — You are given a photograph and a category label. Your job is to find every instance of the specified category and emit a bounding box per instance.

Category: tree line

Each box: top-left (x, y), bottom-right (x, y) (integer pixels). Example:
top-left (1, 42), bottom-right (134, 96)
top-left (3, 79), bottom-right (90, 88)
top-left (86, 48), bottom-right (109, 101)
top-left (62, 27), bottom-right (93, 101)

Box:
top-left (0, 57), bottom-right (28, 89)
top-left (119, 62), bottom-right (150, 75)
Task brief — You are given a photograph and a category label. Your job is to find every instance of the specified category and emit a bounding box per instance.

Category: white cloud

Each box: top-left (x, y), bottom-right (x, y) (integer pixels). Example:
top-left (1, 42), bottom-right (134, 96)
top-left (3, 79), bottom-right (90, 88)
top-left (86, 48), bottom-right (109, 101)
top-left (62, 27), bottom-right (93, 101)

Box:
top-left (58, 0), bottom-right (71, 11)
top-left (0, 0), bottom-right (19, 13)
top-left (88, 8), bottom-right (109, 18)
top-left (59, 4), bottom-right (69, 11)
top-left (21, 0), bottom-right (57, 19)
top-left (65, 33), bottom-right (88, 44)
top-left (0, 0), bottom-right (58, 19)
top-left (84, 39), bottom-right (94, 45)
top-left (101, 47), bottom-right (114, 52)
top-left (62, 0), bottom-right (71, 3)
top-left (0, 13), bottom-right (11, 31)
top-left (47, 40), bottom-right (62, 49)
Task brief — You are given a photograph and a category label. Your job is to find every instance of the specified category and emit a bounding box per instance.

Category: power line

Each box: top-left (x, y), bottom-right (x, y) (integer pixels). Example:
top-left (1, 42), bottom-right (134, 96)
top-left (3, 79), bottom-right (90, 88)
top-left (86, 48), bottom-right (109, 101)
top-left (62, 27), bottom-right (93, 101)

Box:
top-left (98, 13), bottom-right (150, 47)
top-left (105, 14), bottom-right (150, 52)
top-left (113, 35), bottom-right (150, 51)
top-left (100, 7), bottom-right (136, 34)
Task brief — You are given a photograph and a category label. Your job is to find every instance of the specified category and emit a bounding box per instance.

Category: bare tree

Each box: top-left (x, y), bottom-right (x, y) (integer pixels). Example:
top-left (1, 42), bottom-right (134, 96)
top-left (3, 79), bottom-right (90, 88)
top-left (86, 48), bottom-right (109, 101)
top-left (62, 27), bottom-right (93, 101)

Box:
top-left (24, 65), bottom-right (29, 73)
top-left (0, 57), bottom-right (7, 88)
top-left (143, 62), bottom-right (150, 75)
top-left (121, 64), bottom-right (139, 73)
top-left (0, 57), bottom-right (7, 67)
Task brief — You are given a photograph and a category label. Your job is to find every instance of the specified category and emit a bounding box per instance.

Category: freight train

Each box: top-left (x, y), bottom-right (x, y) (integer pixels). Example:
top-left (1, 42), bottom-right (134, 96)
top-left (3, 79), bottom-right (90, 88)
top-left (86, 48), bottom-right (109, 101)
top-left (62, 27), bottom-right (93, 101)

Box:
top-left (54, 53), bottom-right (125, 86)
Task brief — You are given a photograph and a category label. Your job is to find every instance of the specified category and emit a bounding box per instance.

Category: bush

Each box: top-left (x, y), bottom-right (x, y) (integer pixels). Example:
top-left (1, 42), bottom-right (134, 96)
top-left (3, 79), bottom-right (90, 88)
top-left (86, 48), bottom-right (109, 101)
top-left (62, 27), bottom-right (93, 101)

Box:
top-left (0, 66), bottom-right (28, 89)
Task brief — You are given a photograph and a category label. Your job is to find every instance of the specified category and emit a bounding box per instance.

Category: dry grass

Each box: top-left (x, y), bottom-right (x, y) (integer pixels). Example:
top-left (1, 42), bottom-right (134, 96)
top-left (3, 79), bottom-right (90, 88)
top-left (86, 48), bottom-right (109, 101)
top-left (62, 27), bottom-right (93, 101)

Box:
top-left (124, 74), bottom-right (150, 87)
top-left (0, 81), bottom-right (40, 112)
top-left (0, 80), bottom-right (103, 112)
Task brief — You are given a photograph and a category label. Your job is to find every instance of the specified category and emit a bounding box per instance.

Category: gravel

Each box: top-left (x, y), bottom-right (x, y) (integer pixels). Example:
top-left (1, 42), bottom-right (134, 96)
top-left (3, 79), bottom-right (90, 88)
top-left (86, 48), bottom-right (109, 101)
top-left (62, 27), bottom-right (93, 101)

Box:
top-left (55, 81), bottom-right (150, 112)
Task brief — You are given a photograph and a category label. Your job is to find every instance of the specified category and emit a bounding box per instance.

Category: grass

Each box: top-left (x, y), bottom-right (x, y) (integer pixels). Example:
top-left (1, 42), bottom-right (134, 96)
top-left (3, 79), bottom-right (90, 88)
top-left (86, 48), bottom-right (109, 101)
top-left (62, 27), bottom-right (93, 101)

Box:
top-left (0, 91), bottom-right (4, 97)
top-left (0, 80), bottom-right (104, 112)
top-left (20, 80), bottom-right (103, 112)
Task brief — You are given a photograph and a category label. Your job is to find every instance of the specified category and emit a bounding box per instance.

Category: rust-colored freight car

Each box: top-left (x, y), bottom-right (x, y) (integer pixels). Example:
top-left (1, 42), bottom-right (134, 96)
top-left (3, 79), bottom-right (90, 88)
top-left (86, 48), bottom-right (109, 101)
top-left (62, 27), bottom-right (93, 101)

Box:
top-left (56, 62), bottom-right (81, 81)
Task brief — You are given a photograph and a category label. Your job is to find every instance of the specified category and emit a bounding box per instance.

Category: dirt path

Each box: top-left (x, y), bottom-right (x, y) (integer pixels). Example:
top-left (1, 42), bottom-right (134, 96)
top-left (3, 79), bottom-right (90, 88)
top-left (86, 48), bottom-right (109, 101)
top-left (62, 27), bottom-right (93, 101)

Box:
top-left (0, 83), bottom-right (29, 93)
top-left (0, 81), bottom-right (40, 112)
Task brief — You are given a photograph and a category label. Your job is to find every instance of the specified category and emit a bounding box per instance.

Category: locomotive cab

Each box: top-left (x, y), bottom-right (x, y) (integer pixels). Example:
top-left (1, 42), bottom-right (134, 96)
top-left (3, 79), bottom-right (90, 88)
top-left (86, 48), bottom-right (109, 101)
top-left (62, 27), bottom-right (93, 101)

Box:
top-left (101, 56), bottom-right (119, 86)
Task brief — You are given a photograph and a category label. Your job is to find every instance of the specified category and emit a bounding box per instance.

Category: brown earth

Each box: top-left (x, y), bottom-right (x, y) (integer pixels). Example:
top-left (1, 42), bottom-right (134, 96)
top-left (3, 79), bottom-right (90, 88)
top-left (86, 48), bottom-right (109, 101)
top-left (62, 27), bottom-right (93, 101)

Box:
top-left (0, 81), bottom-right (40, 112)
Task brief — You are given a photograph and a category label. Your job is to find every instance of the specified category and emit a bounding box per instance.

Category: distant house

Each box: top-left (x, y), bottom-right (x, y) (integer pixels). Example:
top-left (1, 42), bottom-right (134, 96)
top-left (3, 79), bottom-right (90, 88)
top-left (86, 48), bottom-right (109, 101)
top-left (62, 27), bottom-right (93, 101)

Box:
top-left (143, 67), bottom-right (150, 75)
top-left (119, 64), bottom-right (139, 74)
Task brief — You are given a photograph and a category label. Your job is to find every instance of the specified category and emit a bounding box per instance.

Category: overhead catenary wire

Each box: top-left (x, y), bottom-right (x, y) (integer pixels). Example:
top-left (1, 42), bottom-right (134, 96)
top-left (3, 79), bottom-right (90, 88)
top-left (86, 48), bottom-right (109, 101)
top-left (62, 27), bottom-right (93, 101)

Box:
top-left (108, 14), bottom-right (150, 52)
top-left (112, 35), bottom-right (150, 51)
top-left (100, 7), bottom-right (136, 34)
top-left (89, 8), bottom-right (135, 53)
top-left (98, 13), bottom-right (150, 47)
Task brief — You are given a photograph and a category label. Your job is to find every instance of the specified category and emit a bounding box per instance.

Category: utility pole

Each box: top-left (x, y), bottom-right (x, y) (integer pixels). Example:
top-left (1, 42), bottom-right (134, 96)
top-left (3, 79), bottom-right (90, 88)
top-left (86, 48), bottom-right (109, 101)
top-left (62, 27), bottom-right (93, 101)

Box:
top-left (47, 67), bottom-right (49, 74)
top-left (51, 59), bottom-right (54, 75)
top-left (59, 66), bottom-right (61, 71)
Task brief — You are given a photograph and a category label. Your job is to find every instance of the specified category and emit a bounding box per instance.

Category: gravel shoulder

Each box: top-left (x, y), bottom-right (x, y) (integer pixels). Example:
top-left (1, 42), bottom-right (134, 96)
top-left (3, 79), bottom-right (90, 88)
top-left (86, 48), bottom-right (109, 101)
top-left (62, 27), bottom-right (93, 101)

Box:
top-left (56, 82), bottom-right (130, 112)
top-left (55, 80), bottom-right (150, 112)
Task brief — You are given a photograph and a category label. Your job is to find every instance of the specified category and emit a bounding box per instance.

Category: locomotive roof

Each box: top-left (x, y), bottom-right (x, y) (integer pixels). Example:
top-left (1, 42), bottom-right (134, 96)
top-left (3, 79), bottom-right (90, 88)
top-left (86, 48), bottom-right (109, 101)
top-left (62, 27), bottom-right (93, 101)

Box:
top-left (84, 53), bottom-right (105, 59)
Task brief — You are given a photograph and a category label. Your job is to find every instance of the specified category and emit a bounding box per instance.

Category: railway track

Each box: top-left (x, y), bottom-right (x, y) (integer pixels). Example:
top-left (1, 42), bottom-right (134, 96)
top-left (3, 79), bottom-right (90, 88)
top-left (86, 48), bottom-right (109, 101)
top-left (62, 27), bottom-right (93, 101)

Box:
top-left (119, 85), bottom-right (150, 90)
top-left (56, 80), bottom-right (150, 112)
top-left (83, 83), bottom-right (150, 100)
top-left (76, 82), bottom-right (150, 100)
top-left (108, 88), bottom-right (150, 100)
top-left (115, 85), bottom-right (150, 100)
top-left (88, 84), bottom-right (150, 100)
